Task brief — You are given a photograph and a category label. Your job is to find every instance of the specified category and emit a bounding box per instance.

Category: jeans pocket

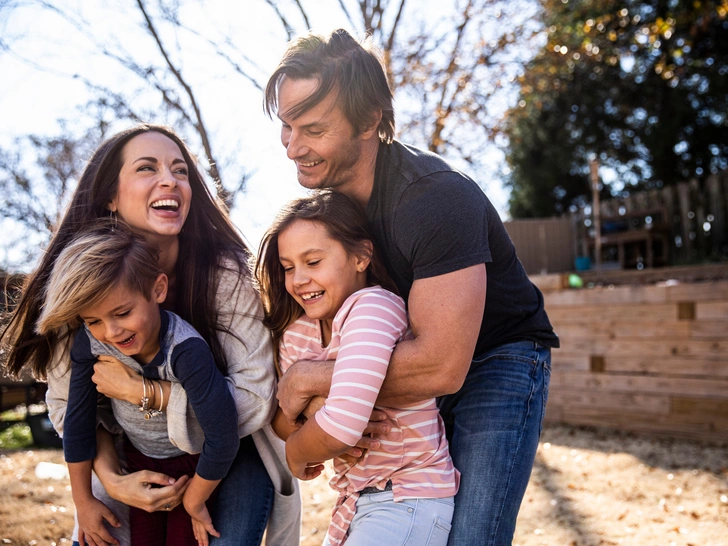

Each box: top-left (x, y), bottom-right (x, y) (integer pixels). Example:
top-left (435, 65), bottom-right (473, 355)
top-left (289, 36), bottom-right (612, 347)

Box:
top-left (425, 517), bottom-right (452, 546)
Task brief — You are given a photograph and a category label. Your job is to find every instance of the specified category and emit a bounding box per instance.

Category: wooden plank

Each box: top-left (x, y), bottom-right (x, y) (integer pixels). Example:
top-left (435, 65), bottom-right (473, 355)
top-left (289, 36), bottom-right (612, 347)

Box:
top-left (576, 263), bottom-right (728, 286)
top-left (544, 284), bottom-right (669, 306)
top-left (551, 354), bottom-right (590, 371)
top-left (666, 280), bottom-right (728, 302)
top-left (547, 303), bottom-right (680, 323)
top-left (555, 320), bottom-right (691, 340)
top-left (690, 320), bottom-right (728, 339)
top-left (696, 302), bottom-right (728, 320)
top-left (557, 337), bottom-right (728, 359)
top-left (554, 407), bottom-right (728, 443)
top-left (671, 396), bottom-right (728, 417)
top-left (529, 273), bottom-right (567, 292)
top-left (550, 370), bottom-right (728, 397)
top-left (603, 356), bottom-right (728, 378)
top-left (547, 389), bottom-right (670, 414)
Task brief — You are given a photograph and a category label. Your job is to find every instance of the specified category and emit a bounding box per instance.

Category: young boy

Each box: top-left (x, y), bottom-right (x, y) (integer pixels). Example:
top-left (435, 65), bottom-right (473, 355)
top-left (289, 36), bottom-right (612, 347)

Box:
top-left (36, 221), bottom-right (238, 546)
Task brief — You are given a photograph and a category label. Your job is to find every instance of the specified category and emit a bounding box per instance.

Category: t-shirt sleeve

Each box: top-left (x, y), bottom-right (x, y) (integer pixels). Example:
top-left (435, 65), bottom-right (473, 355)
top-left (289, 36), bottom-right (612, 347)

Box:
top-left (314, 291), bottom-right (408, 446)
top-left (63, 330), bottom-right (100, 463)
top-left (394, 173), bottom-right (492, 280)
top-left (171, 338), bottom-right (239, 481)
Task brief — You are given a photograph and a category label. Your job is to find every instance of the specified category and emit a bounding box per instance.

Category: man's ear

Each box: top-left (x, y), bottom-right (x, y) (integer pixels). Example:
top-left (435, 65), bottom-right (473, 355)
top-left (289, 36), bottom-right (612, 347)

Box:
top-left (359, 110), bottom-right (383, 141)
top-left (153, 274), bottom-right (169, 304)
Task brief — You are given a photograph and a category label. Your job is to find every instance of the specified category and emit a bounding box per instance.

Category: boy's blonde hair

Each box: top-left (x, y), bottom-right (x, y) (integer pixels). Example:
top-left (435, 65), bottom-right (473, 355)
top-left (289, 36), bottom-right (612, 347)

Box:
top-left (36, 219), bottom-right (162, 335)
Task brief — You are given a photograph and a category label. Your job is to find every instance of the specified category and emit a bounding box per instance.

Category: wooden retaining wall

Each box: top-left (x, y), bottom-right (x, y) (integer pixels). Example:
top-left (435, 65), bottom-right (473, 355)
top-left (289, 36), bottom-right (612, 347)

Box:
top-left (535, 274), bottom-right (728, 443)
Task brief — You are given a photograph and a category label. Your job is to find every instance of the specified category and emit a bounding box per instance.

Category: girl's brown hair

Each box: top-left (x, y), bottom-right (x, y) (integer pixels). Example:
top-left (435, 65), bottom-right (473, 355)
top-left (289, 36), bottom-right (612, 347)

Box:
top-left (256, 190), bottom-right (397, 352)
top-left (1, 124), bottom-right (249, 379)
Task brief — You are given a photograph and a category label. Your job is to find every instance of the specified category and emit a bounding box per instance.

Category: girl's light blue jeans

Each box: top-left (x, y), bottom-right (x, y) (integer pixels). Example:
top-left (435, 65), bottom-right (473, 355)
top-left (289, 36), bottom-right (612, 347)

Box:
top-left (322, 491), bottom-right (454, 546)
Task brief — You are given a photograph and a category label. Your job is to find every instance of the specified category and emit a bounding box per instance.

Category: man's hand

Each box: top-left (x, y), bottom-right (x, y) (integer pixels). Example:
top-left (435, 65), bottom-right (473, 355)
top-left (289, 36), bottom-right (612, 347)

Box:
top-left (75, 496), bottom-right (121, 546)
top-left (277, 360), bottom-right (334, 421)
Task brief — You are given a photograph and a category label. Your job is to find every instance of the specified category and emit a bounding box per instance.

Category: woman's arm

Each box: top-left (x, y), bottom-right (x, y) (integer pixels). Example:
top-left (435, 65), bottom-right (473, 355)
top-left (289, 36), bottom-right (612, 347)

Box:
top-left (93, 427), bottom-right (190, 513)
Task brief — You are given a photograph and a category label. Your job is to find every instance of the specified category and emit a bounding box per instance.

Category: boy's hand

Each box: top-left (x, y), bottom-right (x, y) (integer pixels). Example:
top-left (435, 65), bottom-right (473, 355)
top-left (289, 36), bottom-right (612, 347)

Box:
top-left (76, 496), bottom-right (120, 546)
top-left (184, 499), bottom-right (219, 546)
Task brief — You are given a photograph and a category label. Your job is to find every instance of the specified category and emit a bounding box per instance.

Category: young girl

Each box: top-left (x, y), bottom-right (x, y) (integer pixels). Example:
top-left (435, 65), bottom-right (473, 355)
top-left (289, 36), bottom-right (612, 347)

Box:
top-left (35, 220), bottom-right (239, 546)
top-left (257, 190), bottom-right (459, 546)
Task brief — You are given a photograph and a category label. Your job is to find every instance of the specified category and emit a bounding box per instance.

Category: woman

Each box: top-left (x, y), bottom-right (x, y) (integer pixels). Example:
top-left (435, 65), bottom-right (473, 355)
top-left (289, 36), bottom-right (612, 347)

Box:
top-left (1, 124), bottom-right (300, 546)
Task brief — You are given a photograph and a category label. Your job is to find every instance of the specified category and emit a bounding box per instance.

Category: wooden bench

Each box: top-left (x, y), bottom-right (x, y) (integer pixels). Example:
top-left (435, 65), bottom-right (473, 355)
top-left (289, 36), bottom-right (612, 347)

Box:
top-left (589, 208), bottom-right (670, 269)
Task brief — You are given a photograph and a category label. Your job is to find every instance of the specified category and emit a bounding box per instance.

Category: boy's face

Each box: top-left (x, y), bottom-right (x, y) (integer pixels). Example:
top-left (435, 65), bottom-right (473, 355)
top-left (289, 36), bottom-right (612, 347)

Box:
top-left (79, 274), bottom-right (168, 365)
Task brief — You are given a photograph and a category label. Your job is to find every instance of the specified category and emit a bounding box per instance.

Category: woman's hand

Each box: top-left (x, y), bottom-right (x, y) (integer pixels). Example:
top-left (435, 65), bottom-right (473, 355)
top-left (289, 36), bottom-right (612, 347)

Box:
top-left (104, 470), bottom-right (190, 513)
top-left (92, 356), bottom-right (143, 405)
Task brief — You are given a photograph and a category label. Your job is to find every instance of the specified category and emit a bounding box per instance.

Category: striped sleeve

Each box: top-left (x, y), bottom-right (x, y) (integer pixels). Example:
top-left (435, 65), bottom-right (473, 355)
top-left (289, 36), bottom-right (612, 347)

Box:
top-left (315, 291), bottom-right (408, 446)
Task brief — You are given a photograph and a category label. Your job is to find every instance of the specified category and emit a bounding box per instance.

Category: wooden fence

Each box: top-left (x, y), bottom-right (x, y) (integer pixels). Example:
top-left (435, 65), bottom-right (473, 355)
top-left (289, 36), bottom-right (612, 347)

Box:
top-left (535, 271), bottom-right (728, 443)
top-left (572, 171), bottom-right (728, 267)
top-left (504, 217), bottom-right (575, 275)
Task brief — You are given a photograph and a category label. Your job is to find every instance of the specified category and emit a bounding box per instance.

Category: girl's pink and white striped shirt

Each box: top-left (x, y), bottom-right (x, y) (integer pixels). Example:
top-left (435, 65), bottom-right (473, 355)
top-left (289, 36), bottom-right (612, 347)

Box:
top-left (280, 286), bottom-right (459, 545)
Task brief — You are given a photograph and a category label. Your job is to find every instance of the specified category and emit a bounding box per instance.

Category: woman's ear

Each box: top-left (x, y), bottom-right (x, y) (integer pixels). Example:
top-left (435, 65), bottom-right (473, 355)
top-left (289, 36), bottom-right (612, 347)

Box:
top-left (108, 200), bottom-right (118, 213)
top-left (153, 274), bottom-right (169, 304)
top-left (355, 241), bottom-right (373, 273)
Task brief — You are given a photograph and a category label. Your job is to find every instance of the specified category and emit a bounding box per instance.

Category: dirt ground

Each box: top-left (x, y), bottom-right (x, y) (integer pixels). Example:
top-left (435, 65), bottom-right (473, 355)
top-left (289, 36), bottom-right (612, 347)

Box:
top-left (1, 424), bottom-right (727, 546)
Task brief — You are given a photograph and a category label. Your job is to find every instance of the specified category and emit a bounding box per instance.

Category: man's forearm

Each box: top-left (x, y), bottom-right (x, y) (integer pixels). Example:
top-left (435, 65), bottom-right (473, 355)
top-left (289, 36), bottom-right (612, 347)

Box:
top-left (376, 336), bottom-right (466, 406)
top-left (276, 360), bottom-right (334, 420)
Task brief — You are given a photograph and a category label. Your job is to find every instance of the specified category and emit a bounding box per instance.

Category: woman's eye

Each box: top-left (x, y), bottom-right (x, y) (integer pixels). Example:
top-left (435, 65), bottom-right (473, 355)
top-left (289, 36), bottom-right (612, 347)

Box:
top-left (86, 319), bottom-right (100, 326)
top-left (117, 310), bottom-right (131, 318)
top-left (138, 165), bottom-right (155, 172)
top-left (308, 260), bottom-right (321, 266)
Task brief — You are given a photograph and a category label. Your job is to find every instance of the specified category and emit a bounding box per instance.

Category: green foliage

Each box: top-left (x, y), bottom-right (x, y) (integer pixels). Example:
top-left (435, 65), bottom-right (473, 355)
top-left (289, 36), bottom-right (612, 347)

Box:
top-left (504, 0), bottom-right (728, 217)
top-left (0, 423), bottom-right (33, 450)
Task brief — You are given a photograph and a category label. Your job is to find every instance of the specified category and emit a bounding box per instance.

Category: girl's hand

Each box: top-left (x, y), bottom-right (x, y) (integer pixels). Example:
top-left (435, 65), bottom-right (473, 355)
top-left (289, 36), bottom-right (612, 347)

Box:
top-left (92, 355), bottom-right (142, 405)
top-left (104, 470), bottom-right (190, 513)
top-left (286, 454), bottom-right (325, 481)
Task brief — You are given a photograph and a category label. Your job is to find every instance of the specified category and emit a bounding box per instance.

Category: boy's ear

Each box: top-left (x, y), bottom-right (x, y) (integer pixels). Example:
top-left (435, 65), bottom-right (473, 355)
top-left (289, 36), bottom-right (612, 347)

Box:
top-left (355, 241), bottom-right (373, 273)
top-left (153, 273), bottom-right (169, 304)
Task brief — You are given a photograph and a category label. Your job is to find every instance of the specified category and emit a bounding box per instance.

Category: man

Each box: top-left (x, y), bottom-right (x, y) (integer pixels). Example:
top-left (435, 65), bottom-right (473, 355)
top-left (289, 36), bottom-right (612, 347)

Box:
top-left (265, 29), bottom-right (559, 546)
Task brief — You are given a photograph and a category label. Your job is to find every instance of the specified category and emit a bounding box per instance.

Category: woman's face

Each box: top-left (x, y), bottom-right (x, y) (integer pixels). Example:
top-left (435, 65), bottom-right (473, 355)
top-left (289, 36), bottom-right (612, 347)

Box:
top-left (110, 132), bottom-right (192, 241)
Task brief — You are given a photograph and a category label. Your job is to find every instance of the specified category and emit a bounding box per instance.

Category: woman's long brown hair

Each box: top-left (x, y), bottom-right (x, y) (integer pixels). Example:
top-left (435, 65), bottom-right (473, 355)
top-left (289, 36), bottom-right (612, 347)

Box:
top-left (1, 124), bottom-right (250, 379)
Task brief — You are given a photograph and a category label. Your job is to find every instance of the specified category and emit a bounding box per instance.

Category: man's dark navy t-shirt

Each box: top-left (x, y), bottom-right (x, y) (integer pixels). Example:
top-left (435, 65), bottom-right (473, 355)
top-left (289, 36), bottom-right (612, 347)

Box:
top-left (366, 140), bottom-right (559, 357)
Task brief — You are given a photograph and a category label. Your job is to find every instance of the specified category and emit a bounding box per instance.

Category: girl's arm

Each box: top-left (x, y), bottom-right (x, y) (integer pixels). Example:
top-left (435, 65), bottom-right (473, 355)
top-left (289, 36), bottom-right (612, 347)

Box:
top-left (285, 290), bottom-right (408, 475)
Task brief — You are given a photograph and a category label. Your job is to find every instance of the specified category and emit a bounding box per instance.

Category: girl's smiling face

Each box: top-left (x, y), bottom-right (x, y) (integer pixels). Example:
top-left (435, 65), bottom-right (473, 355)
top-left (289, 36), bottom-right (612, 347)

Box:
top-left (278, 219), bottom-right (370, 335)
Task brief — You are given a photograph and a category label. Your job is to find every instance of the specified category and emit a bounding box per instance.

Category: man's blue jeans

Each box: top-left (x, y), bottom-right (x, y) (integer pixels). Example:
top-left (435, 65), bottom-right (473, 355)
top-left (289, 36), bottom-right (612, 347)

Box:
top-left (437, 340), bottom-right (551, 546)
top-left (210, 434), bottom-right (274, 546)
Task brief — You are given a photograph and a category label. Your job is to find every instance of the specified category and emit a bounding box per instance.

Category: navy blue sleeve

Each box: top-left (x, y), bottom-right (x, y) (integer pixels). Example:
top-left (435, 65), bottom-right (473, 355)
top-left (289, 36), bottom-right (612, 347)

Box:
top-left (64, 330), bottom-right (100, 463)
top-left (171, 338), bottom-right (239, 481)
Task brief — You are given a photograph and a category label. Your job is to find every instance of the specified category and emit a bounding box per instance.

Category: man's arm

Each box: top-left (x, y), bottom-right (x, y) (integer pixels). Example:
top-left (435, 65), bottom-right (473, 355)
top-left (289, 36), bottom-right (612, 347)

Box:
top-left (277, 264), bottom-right (486, 415)
top-left (378, 263), bottom-right (486, 404)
